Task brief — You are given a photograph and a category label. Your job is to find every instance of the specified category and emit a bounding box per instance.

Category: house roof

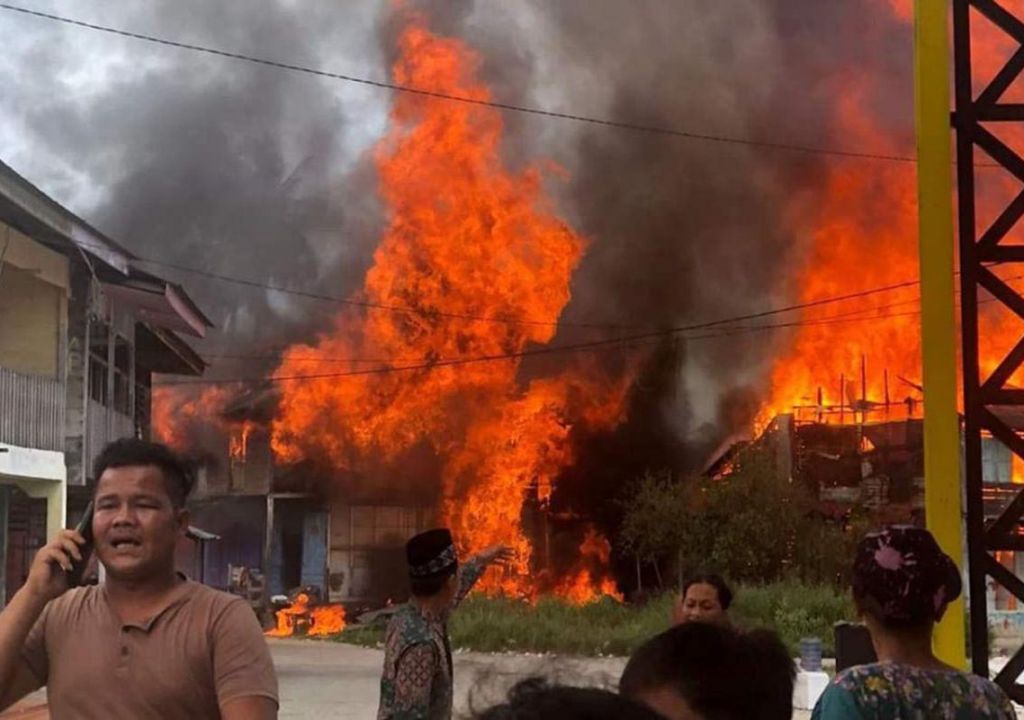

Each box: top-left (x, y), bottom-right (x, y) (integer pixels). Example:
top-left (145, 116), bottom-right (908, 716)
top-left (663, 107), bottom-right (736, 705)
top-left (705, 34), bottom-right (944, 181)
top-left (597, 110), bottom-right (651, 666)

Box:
top-left (0, 158), bottom-right (134, 273)
top-left (136, 323), bottom-right (207, 376)
top-left (0, 158), bottom-right (213, 359)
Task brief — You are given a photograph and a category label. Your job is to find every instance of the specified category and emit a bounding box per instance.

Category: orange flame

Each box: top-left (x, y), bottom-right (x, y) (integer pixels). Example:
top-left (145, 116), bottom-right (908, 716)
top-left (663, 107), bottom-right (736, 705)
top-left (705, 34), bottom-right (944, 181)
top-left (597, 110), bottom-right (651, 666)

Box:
top-left (309, 604), bottom-right (347, 637)
top-left (757, 3), bottom-right (1024, 433)
top-left (151, 385), bottom-right (243, 452)
top-left (152, 385), bottom-right (234, 450)
top-left (229, 421), bottom-right (256, 463)
top-left (265, 593), bottom-right (347, 637)
top-left (269, 16), bottom-right (630, 600)
top-left (265, 593), bottom-right (312, 637)
top-left (553, 527), bottom-right (622, 604)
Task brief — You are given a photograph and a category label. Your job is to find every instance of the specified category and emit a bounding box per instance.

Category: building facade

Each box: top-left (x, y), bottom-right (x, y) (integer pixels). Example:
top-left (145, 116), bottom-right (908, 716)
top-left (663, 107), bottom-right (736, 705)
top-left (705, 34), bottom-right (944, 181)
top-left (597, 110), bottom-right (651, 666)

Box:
top-left (0, 160), bottom-right (209, 603)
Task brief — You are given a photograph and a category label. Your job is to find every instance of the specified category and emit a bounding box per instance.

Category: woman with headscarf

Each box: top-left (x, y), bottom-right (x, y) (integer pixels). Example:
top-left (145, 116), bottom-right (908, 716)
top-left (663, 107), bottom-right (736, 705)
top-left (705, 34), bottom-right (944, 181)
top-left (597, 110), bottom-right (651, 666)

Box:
top-left (812, 526), bottom-right (1014, 719)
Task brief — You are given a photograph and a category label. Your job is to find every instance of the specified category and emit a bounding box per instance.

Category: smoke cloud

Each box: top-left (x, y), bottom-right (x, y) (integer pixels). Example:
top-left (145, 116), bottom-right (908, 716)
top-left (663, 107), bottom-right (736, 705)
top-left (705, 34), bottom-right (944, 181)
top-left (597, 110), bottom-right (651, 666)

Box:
top-left (0, 0), bottom-right (913, 464)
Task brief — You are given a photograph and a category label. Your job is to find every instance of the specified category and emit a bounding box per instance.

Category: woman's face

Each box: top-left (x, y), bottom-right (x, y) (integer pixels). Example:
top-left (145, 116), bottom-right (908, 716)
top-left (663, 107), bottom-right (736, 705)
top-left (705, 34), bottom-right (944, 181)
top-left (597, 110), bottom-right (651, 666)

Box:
top-left (679, 583), bottom-right (726, 624)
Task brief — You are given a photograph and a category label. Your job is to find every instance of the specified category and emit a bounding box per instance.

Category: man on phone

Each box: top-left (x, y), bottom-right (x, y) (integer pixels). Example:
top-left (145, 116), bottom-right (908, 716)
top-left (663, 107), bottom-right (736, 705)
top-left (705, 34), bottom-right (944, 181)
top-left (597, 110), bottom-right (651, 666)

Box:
top-left (0, 438), bottom-right (278, 719)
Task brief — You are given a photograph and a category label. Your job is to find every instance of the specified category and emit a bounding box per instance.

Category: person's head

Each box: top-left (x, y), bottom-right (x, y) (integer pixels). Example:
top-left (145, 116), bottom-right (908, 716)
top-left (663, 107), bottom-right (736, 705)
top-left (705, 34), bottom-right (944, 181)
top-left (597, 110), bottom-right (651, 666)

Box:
top-left (475, 678), bottom-right (664, 720)
top-left (677, 574), bottom-right (733, 625)
top-left (407, 528), bottom-right (459, 605)
top-left (851, 525), bottom-right (962, 645)
top-left (621, 622), bottom-right (794, 720)
top-left (91, 438), bottom-right (194, 582)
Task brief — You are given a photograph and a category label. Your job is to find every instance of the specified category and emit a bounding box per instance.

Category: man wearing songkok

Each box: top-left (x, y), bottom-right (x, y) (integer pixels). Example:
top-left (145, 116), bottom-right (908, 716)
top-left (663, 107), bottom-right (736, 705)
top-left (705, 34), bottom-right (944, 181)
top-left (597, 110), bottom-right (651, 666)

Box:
top-left (377, 529), bottom-right (512, 720)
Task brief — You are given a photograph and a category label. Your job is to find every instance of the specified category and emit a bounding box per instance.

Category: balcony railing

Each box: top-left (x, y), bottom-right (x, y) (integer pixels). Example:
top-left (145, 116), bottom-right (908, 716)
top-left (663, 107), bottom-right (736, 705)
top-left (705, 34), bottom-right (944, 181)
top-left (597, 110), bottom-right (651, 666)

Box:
top-left (0, 366), bottom-right (65, 452)
top-left (85, 399), bottom-right (135, 472)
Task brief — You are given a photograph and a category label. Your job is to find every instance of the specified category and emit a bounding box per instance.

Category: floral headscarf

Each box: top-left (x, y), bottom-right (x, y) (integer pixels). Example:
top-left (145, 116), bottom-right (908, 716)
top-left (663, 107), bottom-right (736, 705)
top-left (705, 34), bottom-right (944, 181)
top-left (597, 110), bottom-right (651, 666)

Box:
top-left (852, 526), bottom-right (962, 625)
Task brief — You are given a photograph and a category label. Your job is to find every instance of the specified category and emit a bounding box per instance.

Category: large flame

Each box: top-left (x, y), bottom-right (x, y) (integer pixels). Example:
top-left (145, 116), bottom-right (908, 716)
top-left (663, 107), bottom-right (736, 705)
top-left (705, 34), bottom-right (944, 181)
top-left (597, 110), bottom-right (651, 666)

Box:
top-left (152, 385), bottom-right (235, 450)
top-left (758, 2), bottom-right (1024, 434)
top-left (270, 17), bottom-right (627, 601)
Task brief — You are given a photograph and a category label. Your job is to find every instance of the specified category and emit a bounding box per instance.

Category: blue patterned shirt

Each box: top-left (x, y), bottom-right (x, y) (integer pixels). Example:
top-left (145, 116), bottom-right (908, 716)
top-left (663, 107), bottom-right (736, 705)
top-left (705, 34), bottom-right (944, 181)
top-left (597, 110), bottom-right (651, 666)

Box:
top-left (812, 663), bottom-right (1015, 720)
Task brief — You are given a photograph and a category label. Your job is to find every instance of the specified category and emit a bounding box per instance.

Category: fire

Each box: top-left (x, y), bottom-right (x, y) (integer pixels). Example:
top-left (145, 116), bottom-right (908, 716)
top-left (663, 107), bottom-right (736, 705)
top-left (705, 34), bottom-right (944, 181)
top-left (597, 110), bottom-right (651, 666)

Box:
top-left (309, 604), bottom-right (347, 637)
top-left (757, 2), bottom-right (1024, 431)
top-left (229, 421), bottom-right (256, 463)
top-left (152, 385), bottom-right (235, 450)
top-left (265, 593), bottom-right (347, 637)
top-left (265, 593), bottom-right (311, 637)
top-left (270, 15), bottom-right (629, 600)
top-left (554, 527), bottom-right (623, 604)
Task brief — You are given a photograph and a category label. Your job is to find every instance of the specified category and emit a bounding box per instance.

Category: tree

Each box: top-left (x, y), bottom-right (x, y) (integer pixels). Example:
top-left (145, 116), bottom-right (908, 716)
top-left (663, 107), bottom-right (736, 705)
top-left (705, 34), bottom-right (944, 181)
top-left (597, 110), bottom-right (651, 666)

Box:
top-left (618, 469), bottom-right (686, 588)
top-left (620, 444), bottom-right (857, 588)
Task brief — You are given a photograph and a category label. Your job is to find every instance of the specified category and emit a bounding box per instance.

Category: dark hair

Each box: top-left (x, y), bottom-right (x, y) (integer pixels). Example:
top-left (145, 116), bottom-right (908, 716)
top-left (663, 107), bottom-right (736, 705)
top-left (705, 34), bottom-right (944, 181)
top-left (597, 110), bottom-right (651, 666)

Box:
top-left (851, 526), bottom-right (962, 631)
top-left (620, 623), bottom-right (793, 720)
top-left (475, 678), bottom-right (663, 720)
top-left (683, 573), bottom-right (734, 610)
top-left (409, 566), bottom-right (457, 598)
top-left (92, 438), bottom-right (195, 509)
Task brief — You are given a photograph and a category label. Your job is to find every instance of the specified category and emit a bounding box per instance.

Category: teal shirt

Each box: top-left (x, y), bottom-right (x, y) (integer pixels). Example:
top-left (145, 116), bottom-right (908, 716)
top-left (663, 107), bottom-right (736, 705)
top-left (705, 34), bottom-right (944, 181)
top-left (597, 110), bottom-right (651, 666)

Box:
top-left (812, 663), bottom-right (1015, 720)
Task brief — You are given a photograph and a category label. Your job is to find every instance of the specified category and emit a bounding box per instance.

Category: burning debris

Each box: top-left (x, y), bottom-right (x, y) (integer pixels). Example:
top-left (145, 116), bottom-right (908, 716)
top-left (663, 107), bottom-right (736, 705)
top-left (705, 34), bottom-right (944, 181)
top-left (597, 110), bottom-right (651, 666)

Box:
top-left (266, 592), bottom-right (347, 638)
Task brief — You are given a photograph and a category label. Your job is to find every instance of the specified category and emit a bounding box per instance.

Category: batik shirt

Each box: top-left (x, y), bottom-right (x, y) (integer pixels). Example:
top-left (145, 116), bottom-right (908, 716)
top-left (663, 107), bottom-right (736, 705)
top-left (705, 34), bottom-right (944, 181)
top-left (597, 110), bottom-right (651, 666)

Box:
top-left (376, 557), bottom-right (486, 720)
top-left (812, 663), bottom-right (1016, 720)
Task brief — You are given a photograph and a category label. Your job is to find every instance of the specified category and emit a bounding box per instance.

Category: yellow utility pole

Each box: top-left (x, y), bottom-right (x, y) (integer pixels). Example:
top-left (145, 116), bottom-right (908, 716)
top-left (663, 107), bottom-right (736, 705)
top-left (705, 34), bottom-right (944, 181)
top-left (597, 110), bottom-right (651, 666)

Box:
top-left (915, 0), bottom-right (966, 667)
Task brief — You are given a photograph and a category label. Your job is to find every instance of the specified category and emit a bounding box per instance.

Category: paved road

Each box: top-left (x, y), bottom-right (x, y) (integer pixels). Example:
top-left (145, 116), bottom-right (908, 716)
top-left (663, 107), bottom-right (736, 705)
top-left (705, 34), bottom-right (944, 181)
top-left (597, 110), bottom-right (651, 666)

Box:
top-left (273, 638), bottom-right (630, 718)
top-left (270, 638), bottom-right (813, 719)
top-left (0, 639), bottom-right (813, 719)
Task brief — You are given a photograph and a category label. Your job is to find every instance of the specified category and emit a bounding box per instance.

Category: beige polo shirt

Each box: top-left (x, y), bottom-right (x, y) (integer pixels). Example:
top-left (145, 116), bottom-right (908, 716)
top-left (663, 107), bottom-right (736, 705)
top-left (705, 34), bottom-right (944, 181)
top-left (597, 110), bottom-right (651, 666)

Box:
top-left (21, 579), bottom-right (278, 719)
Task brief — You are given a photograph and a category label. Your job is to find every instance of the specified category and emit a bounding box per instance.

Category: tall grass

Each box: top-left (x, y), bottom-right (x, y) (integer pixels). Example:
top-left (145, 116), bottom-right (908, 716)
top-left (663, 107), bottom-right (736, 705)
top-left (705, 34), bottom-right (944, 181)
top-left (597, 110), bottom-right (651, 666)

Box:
top-left (337, 581), bottom-right (855, 657)
top-left (731, 580), bottom-right (854, 655)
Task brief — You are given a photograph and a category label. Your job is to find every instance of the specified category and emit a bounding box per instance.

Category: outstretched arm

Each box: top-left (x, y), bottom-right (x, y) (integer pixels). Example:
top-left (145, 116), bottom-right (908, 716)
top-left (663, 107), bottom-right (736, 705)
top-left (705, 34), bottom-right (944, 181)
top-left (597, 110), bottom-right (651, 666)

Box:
top-left (454, 546), bottom-right (515, 606)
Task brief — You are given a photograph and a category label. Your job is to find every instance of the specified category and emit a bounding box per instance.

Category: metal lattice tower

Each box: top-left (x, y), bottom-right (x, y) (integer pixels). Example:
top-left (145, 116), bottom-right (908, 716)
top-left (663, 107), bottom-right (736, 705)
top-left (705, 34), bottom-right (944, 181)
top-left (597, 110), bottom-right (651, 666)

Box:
top-left (954, 0), bottom-right (1024, 700)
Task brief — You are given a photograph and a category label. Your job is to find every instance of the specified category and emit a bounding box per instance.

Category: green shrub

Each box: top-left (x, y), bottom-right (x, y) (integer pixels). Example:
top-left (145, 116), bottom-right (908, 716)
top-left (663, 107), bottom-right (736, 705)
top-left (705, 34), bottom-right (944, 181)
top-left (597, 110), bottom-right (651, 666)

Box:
top-left (336, 582), bottom-right (855, 658)
top-left (732, 580), bottom-right (854, 655)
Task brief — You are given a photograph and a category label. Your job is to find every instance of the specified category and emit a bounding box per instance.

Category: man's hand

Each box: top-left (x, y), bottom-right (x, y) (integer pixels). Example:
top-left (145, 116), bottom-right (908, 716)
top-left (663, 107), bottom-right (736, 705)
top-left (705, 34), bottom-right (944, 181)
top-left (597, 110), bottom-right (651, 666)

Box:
top-left (478, 545), bottom-right (515, 567)
top-left (24, 530), bottom-right (85, 602)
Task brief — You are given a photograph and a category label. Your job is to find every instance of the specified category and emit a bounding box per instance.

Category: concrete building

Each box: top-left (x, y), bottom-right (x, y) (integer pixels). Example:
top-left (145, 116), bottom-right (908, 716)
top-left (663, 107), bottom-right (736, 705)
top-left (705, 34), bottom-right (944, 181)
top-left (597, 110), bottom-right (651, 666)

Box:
top-left (0, 159), bottom-right (210, 603)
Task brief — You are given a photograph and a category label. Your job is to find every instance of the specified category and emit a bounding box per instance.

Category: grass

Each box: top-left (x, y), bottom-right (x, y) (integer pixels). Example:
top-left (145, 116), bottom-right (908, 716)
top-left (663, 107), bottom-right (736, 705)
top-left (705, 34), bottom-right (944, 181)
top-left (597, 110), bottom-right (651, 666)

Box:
top-left (335, 580), bottom-right (855, 658)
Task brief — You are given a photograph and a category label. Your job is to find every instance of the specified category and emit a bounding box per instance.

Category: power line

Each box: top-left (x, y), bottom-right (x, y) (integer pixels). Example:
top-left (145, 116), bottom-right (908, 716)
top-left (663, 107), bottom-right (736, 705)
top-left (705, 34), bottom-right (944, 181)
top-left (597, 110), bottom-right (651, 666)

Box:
top-left (63, 235), bottom-right (932, 345)
top-left (195, 298), bottom-right (924, 365)
top-left (136, 256), bottom-right (639, 331)
top-left (132, 253), bottom-right (920, 331)
top-left (155, 268), bottom-right (1024, 383)
top-left (156, 276), bottom-right (925, 386)
top-left (0, 2), bottom-right (919, 164)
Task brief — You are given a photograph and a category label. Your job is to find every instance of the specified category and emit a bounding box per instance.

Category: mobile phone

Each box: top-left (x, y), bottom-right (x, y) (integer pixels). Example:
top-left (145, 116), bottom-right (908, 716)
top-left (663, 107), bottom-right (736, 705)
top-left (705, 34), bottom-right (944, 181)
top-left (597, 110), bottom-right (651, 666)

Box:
top-left (66, 501), bottom-right (94, 587)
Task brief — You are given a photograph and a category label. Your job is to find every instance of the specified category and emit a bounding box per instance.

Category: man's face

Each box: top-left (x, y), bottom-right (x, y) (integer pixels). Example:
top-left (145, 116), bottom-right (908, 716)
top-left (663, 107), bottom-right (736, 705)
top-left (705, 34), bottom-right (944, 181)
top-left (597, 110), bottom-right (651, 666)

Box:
top-left (93, 465), bottom-right (186, 581)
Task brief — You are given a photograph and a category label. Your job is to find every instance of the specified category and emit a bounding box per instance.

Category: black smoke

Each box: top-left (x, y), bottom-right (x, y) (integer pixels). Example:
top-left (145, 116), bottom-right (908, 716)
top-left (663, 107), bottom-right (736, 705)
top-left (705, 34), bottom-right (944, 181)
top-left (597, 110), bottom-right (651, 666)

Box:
top-left (0, 0), bottom-right (913, 463)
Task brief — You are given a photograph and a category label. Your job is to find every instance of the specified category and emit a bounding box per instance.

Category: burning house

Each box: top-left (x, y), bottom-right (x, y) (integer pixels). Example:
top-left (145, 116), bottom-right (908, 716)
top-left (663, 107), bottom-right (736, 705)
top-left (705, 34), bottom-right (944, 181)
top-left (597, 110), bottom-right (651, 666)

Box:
top-left (711, 379), bottom-right (1024, 631)
top-left (155, 18), bottom-right (631, 609)
top-left (140, 3), bottom-right (1024, 617)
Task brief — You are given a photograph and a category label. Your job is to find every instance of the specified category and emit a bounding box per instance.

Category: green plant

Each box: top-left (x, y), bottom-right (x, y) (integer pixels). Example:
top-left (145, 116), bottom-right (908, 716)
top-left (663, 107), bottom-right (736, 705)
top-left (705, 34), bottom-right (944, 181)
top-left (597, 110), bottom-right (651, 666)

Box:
top-left (732, 580), bottom-right (854, 655)
top-left (335, 582), bottom-right (856, 658)
top-left (620, 446), bottom-right (871, 589)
